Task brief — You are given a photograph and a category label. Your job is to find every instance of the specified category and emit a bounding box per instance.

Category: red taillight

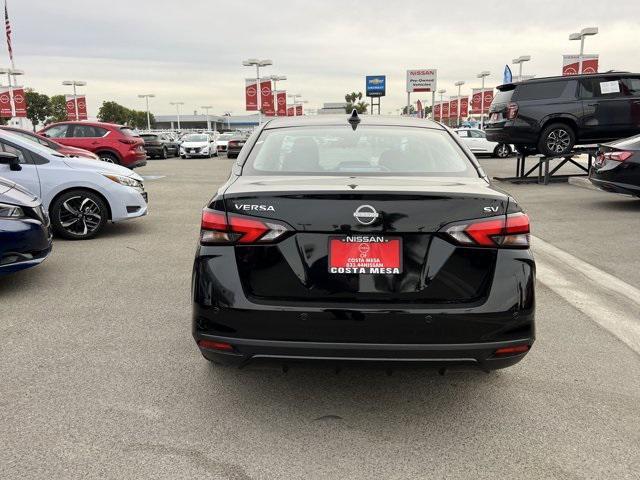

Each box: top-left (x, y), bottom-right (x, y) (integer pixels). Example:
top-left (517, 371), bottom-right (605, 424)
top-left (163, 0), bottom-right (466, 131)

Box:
top-left (444, 212), bottom-right (530, 248)
top-left (200, 209), bottom-right (289, 245)
top-left (494, 344), bottom-right (530, 356)
top-left (197, 339), bottom-right (234, 352)
top-left (118, 138), bottom-right (138, 145)
top-left (603, 150), bottom-right (633, 162)
top-left (506, 102), bottom-right (519, 120)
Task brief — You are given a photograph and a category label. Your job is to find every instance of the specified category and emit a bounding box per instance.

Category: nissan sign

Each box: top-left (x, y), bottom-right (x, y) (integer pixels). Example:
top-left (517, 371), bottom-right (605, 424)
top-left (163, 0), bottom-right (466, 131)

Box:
top-left (366, 75), bottom-right (386, 97)
top-left (406, 69), bottom-right (437, 93)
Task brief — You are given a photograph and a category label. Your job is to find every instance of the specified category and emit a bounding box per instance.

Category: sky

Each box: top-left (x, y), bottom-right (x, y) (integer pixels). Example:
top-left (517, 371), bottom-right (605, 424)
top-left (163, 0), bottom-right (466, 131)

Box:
top-left (9, 0), bottom-right (640, 117)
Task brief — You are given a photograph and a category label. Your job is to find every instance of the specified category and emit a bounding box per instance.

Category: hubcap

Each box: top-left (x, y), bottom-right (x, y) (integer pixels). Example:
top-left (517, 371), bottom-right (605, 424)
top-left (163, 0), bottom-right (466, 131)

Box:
top-left (546, 129), bottom-right (571, 153)
top-left (58, 196), bottom-right (102, 236)
top-left (497, 144), bottom-right (509, 157)
top-left (100, 155), bottom-right (115, 163)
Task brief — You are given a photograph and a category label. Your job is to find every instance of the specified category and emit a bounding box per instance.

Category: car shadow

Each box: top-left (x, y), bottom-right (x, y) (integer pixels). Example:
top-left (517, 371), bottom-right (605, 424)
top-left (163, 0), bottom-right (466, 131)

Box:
top-left (587, 197), bottom-right (640, 211)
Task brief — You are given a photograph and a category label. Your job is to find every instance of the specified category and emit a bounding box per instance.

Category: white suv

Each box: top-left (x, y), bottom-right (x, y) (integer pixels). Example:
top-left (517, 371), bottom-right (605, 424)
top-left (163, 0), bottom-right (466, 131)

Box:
top-left (0, 131), bottom-right (148, 239)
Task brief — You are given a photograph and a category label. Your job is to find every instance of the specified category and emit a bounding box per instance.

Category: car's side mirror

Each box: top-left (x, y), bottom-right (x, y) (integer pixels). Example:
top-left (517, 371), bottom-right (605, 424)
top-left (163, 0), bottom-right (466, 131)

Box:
top-left (0, 152), bottom-right (22, 171)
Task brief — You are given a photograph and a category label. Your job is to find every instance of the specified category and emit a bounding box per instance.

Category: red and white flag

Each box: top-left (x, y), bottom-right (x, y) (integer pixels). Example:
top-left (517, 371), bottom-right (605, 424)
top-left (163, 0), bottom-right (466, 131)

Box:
top-left (286, 106), bottom-right (294, 116)
top-left (416, 99), bottom-right (423, 118)
top-left (245, 79), bottom-right (258, 111)
top-left (260, 80), bottom-right (274, 114)
top-left (295, 104), bottom-right (303, 116)
top-left (12, 86), bottom-right (26, 117)
top-left (0, 88), bottom-right (11, 117)
top-left (276, 91), bottom-right (287, 116)
top-left (4, 1), bottom-right (13, 64)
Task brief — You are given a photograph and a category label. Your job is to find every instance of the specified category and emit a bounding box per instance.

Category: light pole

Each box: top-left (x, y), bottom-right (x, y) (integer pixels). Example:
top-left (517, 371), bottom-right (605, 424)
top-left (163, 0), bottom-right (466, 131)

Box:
top-left (224, 111), bottom-right (231, 131)
top-left (170, 102), bottom-right (184, 130)
top-left (270, 75), bottom-right (286, 115)
top-left (569, 27), bottom-right (598, 74)
top-left (201, 105), bottom-right (213, 131)
top-left (138, 94), bottom-right (155, 130)
top-left (437, 89), bottom-right (446, 123)
top-left (62, 80), bottom-right (86, 121)
top-left (512, 56), bottom-right (531, 82)
top-left (242, 58), bottom-right (273, 125)
top-left (454, 80), bottom-right (465, 127)
top-left (476, 71), bottom-right (490, 130)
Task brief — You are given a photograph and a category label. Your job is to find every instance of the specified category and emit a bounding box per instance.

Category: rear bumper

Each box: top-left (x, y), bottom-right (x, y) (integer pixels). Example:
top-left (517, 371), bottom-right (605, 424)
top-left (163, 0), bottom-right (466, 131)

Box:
top-left (122, 152), bottom-right (148, 169)
top-left (144, 145), bottom-right (164, 156)
top-left (589, 176), bottom-right (640, 196)
top-left (195, 333), bottom-right (533, 370)
top-left (192, 247), bottom-right (536, 369)
top-left (485, 121), bottom-right (538, 145)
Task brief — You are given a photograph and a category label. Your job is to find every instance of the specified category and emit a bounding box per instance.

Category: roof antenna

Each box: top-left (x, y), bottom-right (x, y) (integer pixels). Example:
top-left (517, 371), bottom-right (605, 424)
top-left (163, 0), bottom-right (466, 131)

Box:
top-left (348, 109), bottom-right (361, 131)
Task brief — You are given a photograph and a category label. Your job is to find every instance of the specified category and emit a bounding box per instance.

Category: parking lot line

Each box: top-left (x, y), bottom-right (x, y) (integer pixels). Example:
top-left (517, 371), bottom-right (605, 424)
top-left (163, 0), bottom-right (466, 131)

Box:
top-left (533, 235), bottom-right (640, 354)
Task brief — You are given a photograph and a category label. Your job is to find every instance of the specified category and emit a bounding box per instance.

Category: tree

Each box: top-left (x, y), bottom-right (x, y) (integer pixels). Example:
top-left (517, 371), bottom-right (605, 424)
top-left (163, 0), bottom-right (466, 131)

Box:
top-left (98, 101), bottom-right (130, 125)
top-left (344, 91), bottom-right (368, 114)
top-left (98, 101), bottom-right (152, 128)
top-left (25, 90), bottom-right (50, 131)
top-left (46, 95), bottom-right (68, 124)
top-left (402, 105), bottom-right (416, 115)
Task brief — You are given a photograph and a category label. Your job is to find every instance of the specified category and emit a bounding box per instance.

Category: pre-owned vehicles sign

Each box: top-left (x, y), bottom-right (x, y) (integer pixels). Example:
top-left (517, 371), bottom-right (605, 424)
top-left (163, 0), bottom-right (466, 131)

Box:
top-left (406, 69), bottom-right (437, 93)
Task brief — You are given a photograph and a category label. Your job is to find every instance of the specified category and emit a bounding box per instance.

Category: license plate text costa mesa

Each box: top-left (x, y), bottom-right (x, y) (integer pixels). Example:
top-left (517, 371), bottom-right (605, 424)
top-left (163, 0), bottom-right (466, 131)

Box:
top-left (328, 236), bottom-right (402, 274)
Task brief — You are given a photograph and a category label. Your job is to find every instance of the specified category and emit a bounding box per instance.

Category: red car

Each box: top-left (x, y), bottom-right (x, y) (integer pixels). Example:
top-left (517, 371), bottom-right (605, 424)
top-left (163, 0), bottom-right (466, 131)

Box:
top-left (39, 121), bottom-right (147, 169)
top-left (0, 126), bottom-right (99, 160)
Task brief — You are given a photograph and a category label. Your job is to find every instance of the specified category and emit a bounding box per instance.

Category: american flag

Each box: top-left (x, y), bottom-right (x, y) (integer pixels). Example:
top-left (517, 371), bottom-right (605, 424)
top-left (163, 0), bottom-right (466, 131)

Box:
top-left (4, 1), bottom-right (12, 64)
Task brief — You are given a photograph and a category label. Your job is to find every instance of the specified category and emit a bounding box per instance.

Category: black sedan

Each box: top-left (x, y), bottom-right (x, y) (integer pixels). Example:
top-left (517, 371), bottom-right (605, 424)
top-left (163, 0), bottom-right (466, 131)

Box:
top-left (140, 133), bottom-right (180, 159)
top-left (226, 133), bottom-right (248, 159)
top-left (192, 113), bottom-right (535, 371)
top-left (590, 134), bottom-right (640, 197)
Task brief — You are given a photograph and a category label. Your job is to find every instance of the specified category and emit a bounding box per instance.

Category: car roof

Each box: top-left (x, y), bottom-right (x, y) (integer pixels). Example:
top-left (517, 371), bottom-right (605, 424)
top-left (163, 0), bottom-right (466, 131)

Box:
top-left (262, 114), bottom-right (444, 130)
top-left (46, 120), bottom-right (125, 129)
top-left (497, 71), bottom-right (639, 90)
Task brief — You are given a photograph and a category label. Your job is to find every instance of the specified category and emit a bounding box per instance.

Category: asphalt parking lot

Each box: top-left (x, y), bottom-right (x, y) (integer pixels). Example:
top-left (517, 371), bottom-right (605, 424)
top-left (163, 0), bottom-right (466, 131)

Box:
top-left (2, 156), bottom-right (639, 479)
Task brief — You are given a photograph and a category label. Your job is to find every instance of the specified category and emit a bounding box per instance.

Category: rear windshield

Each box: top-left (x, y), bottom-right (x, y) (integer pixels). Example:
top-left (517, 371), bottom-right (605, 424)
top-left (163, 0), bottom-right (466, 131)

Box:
top-left (120, 127), bottom-right (140, 137)
top-left (492, 88), bottom-right (515, 105)
top-left (243, 126), bottom-right (479, 177)
top-left (140, 134), bottom-right (158, 140)
top-left (514, 80), bottom-right (577, 101)
top-left (183, 134), bottom-right (209, 142)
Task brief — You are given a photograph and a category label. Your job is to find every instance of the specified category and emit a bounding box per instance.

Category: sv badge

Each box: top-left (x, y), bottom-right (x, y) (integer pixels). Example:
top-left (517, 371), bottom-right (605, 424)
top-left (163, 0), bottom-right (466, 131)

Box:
top-left (483, 206), bottom-right (500, 213)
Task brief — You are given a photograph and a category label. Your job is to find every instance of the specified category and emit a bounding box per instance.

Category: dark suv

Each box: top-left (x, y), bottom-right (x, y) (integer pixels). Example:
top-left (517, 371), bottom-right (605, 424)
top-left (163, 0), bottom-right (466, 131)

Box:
top-left (485, 73), bottom-right (640, 156)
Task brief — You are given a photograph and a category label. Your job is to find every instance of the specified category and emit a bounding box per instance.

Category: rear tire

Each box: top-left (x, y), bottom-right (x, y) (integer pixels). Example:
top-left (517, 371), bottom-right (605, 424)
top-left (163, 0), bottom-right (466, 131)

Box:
top-left (98, 152), bottom-right (120, 164)
top-left (50, 189), bottom-right (108, 240)
top-left (493, 143), bottom-right (511, 158)
top-left (537, 123), bottom-right (575, 156)
top-left (160, 147), bottom-right (168, 159)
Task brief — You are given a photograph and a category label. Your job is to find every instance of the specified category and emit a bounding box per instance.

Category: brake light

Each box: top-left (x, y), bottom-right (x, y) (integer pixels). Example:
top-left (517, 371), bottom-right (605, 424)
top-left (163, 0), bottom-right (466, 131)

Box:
top-left (444, 212), bottom-right (530, 248)
top-left (494, 344), bottom-right (530, 356)
top-left (200, 209), bottom-right (290, 245)
top-left (197, 339), bottom-right (234, 352)
top-left (602, 150), bottom-right (633, 162)
top-left (506, 102), bottom-right (519, 120)
top-left (118, 138), bottom-right (138, 145)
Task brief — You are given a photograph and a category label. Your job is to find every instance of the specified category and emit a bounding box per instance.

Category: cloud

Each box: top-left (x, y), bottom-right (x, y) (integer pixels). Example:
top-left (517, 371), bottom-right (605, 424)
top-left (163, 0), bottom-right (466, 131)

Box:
top-left (11, 0), bottom-right (640, 116)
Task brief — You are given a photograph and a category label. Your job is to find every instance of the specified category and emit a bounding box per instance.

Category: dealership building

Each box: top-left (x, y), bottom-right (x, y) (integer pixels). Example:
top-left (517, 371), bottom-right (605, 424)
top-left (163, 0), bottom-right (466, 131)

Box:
top-left (153, 114), bottom-right (260, 131)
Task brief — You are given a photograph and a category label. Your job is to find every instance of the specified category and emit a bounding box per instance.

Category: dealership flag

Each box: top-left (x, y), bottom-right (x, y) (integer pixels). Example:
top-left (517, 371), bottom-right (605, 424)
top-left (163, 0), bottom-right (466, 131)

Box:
top-left (449, 97), bottom-right (458, 118)
top-left (459, 96), bottom-right (469, 118)
top-left (260, 80), bottom-right (274, 114)
top-left (65, 95), bottom-right (88, 121)
top-left (471, 88), bottom-right (493, 113)
top-left (503, 65), bottom-right (512, 84)
top-left (0, 88), bottom-right (11, 117)
top-left (562, 54), bottom-right (599, 76)
top-left (433, 103), bottom-right (441, 119)
top-left (286, 106), bottom-right (294, 116)
top-left (416, 99), bottom-right (423, 118)
top-left (12, 86), bottom-right (25, 117)
top-left (245, 79), bottom-right (258, 111)
top-left (275, 91), bottom-right (287, 116)
top-left (442, 101), bottom-right (450, 119)
top-left (295, 104), bottom-right (303, 116)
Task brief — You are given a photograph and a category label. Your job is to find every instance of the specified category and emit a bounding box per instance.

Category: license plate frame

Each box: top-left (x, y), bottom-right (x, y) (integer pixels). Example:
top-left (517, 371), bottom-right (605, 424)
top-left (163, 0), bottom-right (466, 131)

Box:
top-left (328, 236), bottom-right (402, 274)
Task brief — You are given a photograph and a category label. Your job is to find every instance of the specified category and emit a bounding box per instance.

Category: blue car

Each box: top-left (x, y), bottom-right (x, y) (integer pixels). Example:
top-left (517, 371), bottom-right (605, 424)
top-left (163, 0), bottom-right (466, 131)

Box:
top-left (0, 175), bottom-right (52, 275)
